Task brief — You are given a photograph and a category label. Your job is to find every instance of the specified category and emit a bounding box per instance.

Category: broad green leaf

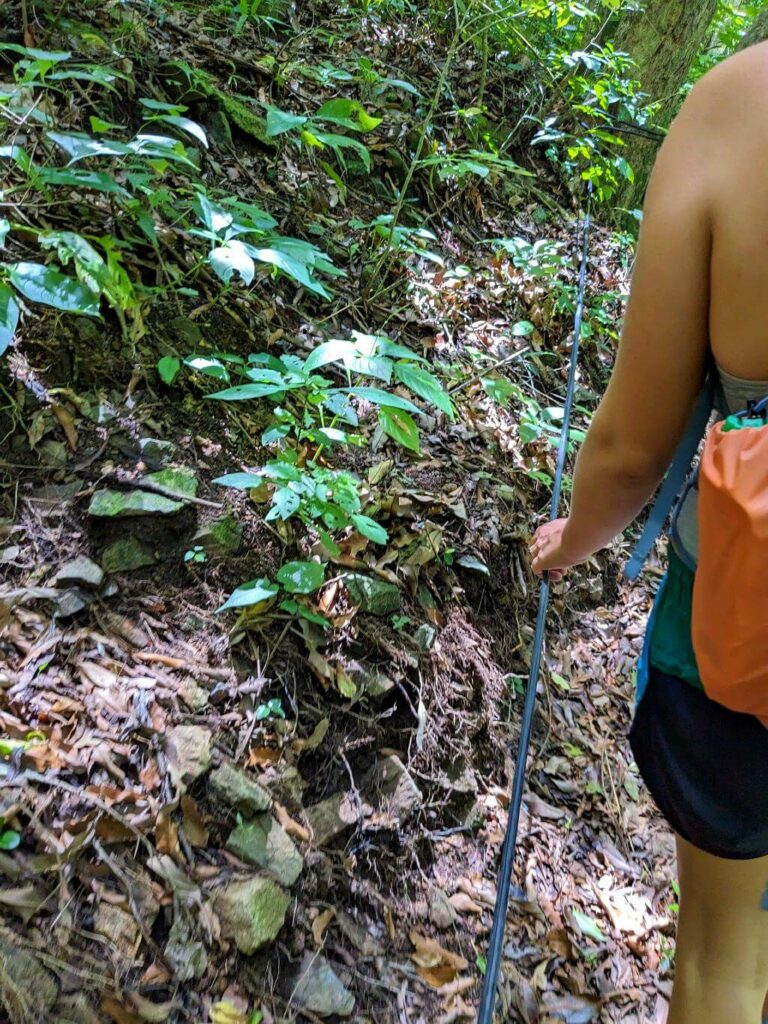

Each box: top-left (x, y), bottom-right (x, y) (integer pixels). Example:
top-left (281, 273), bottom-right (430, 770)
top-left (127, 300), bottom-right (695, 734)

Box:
top-left (376, 338), bottom-right (427, 363)
top-left (214, 472), bottom-right (266, 489)
top-left (207, 383), bottom-right (285, 401)
top-left (128, 133), bottom-right (197, 167)
top-left (615, 156), bottom-right (634, 182)
top-left (482, 377), bottom-right (516, 406)
top-left (140, 98), bottom-right (186, 113)
top-left (351, 514), bottom-right (387, 544)
top-left (209, 241), bottom-right (255, 286)
top-left (276, 560), bottom-right (325, 594)
top-left (379, 407), bottom-right (420, 453)
top-left (322, 391), bottom-right (358, 426)
top-left (0, 44), bottom-right (71, 61)
top-left (572, 910), bottom-right (607, 943)
top-left (217, 577), bottom-right (279, 613)
top-left (47, 130), bottom-right (132, 163)
top-left (312, 131), bottom-right (370, 171)
top-left (394, 363), bottom-right (454, 420)
top-left (0, 830), bottom-right (20, 851)
top-left (279, 600), bottom-right (330, 629)
top-left (195, 193), bottom-right (233, 234)
top-left (157, 355), bottom-right (180, 385)
top-left (36, 167), bottom-right (131, 196)
top-left (268, 486), bottom-right (301, 520)
top-left (222, 198), bottom-right (277, 232)
top-left (184, 356), bottom-right (230, 382)
top-left (265, 104), bottom-right (307, 137)
top-left (89, 115), bottom-right (126, 133)
top-left (0, 283), bottom-right (20, 356)
top-left (7, 262), bottom-right (100, 316)
top-left (317, 528), bottom-right (342, 557)
top-left (315, 98), bottom-right (382, 132)
top-left (342, 386), bottom-right (419, 413)
top-left (246, 245), bottom-right (332, 298)
top-left (303, 339), bottom-right (356, 373)
top-left (512, 320), bottom-right (535, 336)
top-left (155, 114), bottom-right (208, 148)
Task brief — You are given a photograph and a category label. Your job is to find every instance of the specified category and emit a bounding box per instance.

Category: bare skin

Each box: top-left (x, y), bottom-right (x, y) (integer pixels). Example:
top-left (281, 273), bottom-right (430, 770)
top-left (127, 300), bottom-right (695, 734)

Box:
top-left (529, 41), bottom-right (768, 1024)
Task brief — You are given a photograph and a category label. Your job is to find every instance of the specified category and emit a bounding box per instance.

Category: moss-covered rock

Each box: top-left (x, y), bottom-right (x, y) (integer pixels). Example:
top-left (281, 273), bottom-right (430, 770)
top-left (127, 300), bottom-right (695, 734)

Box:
top-left (215, 876), bottom-right (290, 954)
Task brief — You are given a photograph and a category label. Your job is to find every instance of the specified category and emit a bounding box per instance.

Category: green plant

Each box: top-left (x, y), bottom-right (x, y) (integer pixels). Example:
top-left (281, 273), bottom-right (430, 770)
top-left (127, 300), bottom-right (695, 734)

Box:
top-left (184, 546), bottom-right (208, 564)
top-left (265, 98), bottom-right (381, 174)
top-left (0, 46), bottom-right (343, 356)
top-left (191, 331), bottom-right (453, 454)
top-left (417, 148), bottom-right (532, 185)
top-left (350, 215), bottom-right (445, 266)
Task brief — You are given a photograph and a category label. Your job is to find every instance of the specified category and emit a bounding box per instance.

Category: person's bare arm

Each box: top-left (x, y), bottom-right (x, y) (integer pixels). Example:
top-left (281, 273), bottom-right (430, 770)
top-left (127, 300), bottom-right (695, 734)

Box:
top-left (532, 76), bottom-right (717, 575)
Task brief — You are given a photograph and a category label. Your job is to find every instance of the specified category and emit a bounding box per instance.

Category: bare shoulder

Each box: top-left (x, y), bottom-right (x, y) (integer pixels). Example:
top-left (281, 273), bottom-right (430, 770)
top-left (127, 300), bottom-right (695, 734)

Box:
top-left (678, 42), bottom-right (768, 131)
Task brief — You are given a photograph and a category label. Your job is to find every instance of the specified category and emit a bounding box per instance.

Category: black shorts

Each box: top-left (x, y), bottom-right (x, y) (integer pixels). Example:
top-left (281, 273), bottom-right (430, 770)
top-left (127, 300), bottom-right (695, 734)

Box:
top-left (630, 666), bottom-right (768, 860)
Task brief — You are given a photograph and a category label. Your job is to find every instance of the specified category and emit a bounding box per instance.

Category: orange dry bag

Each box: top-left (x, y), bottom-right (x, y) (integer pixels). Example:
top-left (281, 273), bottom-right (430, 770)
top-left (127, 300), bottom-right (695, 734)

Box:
top-left (692, 410), bottom-right (768, 720)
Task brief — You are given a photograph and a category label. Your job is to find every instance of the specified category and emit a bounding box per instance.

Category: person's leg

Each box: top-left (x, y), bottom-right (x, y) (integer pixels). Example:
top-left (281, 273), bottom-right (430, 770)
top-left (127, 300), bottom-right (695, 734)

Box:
top-left (668, 834), bottom-right (768, 1024)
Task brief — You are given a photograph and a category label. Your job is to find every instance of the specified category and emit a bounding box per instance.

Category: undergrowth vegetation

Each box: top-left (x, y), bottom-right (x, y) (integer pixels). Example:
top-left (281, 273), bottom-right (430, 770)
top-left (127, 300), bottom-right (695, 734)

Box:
top-left (1, 0), bottom-right (765, 1021)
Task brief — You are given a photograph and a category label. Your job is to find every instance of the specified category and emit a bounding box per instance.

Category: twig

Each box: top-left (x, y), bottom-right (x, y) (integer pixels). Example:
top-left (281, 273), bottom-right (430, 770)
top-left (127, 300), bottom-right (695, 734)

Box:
top-left (449, 347), bottom-right (531, 394)
top-left (100, 469), bottom-right (223, 510)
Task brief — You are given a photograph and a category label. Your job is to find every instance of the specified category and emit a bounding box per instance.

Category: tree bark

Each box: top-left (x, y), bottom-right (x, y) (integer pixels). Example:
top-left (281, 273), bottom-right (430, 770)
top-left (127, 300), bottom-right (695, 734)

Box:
top-left (737, 5), bottom-right (768, 50)
top-left (609, 0), bottom-right (718, 216)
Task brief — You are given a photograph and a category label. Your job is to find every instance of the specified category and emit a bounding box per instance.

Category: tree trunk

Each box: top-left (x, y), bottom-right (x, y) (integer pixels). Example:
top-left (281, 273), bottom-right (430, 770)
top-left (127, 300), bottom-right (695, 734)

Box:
top-left (609, 0), bottom-right (718, 217)
top-left (737, 5), bottom-right (768, 50)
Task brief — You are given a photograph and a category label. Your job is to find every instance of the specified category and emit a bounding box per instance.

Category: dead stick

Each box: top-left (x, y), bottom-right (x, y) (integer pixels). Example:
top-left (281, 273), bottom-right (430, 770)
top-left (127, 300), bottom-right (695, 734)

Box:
top-left (101, 470), bottom-right (223, 510)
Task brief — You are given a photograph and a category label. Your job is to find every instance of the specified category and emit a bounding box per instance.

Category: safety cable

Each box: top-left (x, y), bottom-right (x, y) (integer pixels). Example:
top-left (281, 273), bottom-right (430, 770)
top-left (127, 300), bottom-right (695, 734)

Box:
top-left (477, 186), bottom-right (593, 1023)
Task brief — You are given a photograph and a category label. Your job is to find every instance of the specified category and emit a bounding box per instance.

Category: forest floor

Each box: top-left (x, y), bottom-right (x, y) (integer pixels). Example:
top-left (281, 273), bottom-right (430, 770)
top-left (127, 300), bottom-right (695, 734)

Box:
top-left (0, 2), bottom-right (678, 1023)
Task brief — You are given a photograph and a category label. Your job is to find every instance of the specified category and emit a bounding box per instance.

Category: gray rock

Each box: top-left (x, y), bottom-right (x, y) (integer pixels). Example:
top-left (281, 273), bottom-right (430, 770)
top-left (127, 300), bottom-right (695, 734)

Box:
top-left (193, 513), bottom-right (243, 557)
top-left (53, 556), bottom-right (104, 589)
top-left (166, 726), bottom-right (212, 788)
top-left (226, 815), bottom-right (303, 886)
top-left (335, 910), bottom-right (383, 956)
top-left (215, 875), bottom-right (290, 954)
top-left (428, 884), bottom-right (458, 929)
top-left (305, 792), bottom-right (359, 847)
top-left (102, 537), bottom-right (156, 572)
top-left (88, 467), bottom-right (198, 518)
top-left (210, 761), bottom-right (271, 816)
top-left (289, 953), bottom-right (355, 1018)
top-left (343, 573), bottom-right (400, 616)
top-left (357, 668), bottom-right (395, 702)
top-left (413, 623), bottom-right (437, 651)
top-left (139, 437), bottom-right (179, 465)
top-left (56, 587), bottom-right (93, 617)
top-left (88, 488), bottom-right (185, 517)
top-left (368, 755), bottom-right (422, 824)
top-left (164, 913), bottom-right (208, 981)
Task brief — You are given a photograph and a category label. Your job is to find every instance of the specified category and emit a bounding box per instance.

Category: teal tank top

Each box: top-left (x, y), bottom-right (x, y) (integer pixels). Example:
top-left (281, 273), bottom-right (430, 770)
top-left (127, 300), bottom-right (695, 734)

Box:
top-left (648, 546), bottom-right (702, 689)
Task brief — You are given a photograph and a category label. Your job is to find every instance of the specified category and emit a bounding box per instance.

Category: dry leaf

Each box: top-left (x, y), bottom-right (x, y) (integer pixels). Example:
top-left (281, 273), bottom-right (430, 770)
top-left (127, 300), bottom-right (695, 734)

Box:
top-left (311, 907), bottom-right (335, 946)
top-left (448, 892), bottom-right (482, 914)
top-left (410, 931), bottom-right (468, 988)
top-left (51, 402), bottom-right (78, 449)
top-left (181, 795), bottom-right (209, 846)
top-left (210, 1001), bottom-right (247, 1024)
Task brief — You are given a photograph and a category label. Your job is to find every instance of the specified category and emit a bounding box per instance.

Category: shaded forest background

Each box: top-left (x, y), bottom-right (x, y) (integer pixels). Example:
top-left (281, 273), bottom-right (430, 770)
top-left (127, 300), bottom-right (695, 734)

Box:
top-left (0, 1), bottom-right (765, 1023)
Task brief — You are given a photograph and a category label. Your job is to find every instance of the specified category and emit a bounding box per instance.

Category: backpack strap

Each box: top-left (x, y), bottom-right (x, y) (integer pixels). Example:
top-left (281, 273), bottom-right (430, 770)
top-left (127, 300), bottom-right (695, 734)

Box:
top-left (625, 372), bottom-right (717, 582)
